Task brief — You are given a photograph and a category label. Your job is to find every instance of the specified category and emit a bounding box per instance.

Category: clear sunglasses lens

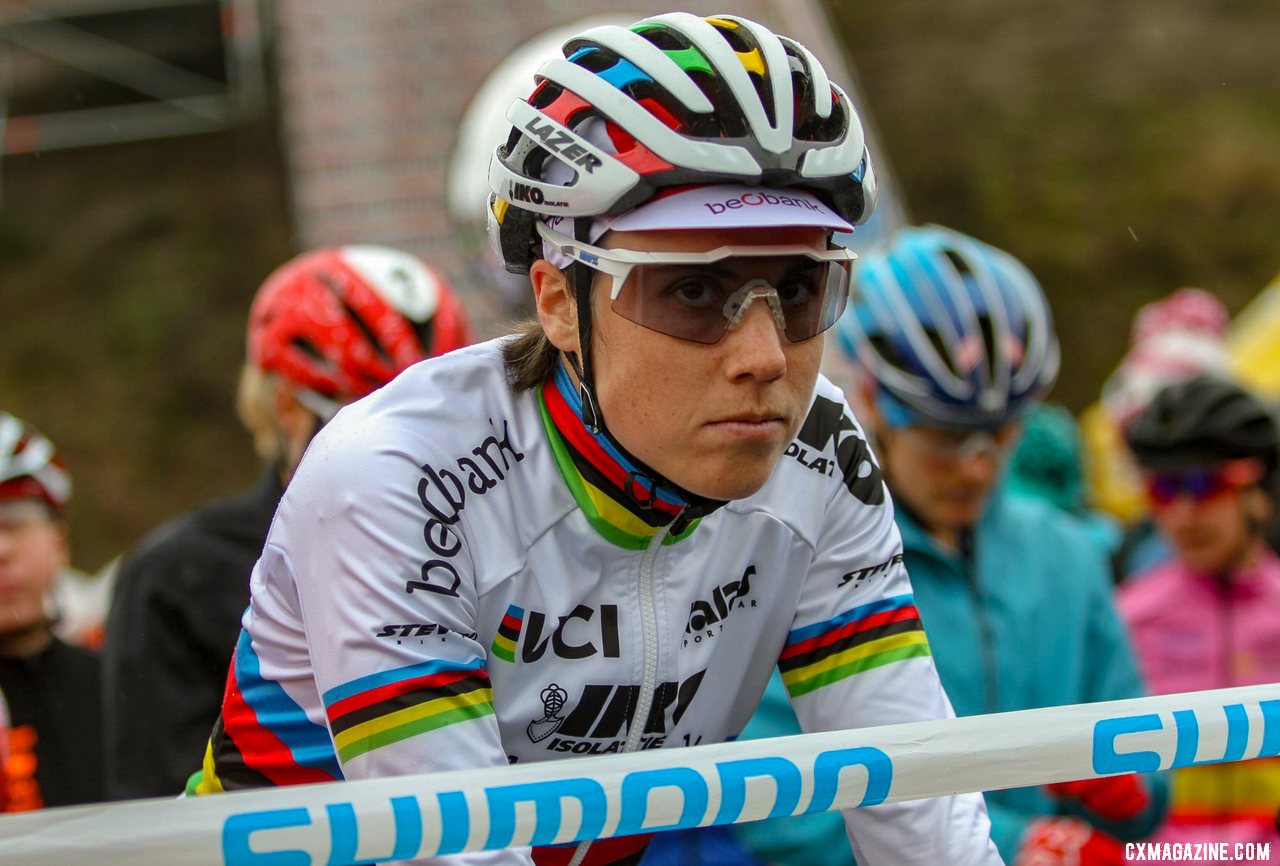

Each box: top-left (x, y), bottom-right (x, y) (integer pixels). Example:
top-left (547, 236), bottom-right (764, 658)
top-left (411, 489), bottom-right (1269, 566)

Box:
top-left (609, 256), bottom-right (848, 344)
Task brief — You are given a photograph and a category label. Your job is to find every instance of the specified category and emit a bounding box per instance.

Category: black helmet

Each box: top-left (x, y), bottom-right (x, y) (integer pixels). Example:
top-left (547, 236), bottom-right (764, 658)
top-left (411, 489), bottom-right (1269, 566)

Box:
top-left (1125, 376), bottom-right (1280, 479)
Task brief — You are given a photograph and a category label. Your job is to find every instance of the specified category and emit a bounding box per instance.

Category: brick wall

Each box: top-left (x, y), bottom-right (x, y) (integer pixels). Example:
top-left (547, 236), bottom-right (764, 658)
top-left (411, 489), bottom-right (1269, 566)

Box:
top-left (273, 0), bottom-right (865, 335)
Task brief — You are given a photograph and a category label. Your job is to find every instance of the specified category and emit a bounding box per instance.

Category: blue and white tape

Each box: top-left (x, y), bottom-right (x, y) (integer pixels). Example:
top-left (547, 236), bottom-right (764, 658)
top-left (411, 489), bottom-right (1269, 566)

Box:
top-left (3, 684), bottom-right (1278, 865)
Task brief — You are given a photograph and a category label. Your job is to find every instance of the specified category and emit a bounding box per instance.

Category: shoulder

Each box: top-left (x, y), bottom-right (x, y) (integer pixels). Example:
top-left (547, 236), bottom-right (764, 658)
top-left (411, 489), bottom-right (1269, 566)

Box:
top-left (765, 375), bottom-right (886, 505)
top-left (300, 339), bottom-right (522, 488)
top-left (46, 639), bottom-right (101, 677)
top-left (276, 340), bottom-right (554, 588)
top-left (996, 494), bottom-right (1099, 550)
top-left (988, 495), bottom-right (1114, 590)
top-left (1118, 560), bottom-right (1190, 620)
top-left (116, 475), bottom-right (279, 593)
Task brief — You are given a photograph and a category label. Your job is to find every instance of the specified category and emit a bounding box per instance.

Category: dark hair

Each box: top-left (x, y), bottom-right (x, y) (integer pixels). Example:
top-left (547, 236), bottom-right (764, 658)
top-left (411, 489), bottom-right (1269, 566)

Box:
top-left (502, 319), bottom-right (560, 392)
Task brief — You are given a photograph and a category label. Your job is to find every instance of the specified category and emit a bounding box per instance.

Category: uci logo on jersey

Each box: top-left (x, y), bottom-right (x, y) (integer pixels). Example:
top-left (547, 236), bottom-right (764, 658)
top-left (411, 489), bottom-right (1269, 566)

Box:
top-left (494, 604), bottom-right (621, 665)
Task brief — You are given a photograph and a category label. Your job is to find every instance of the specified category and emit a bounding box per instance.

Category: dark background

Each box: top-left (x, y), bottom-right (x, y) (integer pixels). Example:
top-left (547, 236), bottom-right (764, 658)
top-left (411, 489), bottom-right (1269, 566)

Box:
top-left (2, 0), bottom-right (1278, 569)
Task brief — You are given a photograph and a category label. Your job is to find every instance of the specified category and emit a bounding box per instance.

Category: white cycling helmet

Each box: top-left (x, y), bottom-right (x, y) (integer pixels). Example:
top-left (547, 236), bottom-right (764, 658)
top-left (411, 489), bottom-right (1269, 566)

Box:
top-left (0, 412), bottom-right (72, 512)
top-left (487, 12), bottom-right (878, 273)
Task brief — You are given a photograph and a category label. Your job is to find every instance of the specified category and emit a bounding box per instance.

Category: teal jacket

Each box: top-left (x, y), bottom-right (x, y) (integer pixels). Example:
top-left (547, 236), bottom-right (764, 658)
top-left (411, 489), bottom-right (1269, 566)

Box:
top-left (736, 489), bottom-right (1168, 864)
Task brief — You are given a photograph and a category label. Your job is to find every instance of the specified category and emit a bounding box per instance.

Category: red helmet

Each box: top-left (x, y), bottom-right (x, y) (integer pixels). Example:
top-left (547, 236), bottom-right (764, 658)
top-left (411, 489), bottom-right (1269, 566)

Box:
top-left (247, 246), bottom-right (472, 416)
top-left (0, 412), bottom-right (71, 513)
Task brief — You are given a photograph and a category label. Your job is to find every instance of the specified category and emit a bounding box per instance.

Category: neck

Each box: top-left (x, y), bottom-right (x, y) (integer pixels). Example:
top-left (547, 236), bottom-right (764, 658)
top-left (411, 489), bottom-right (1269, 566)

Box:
top-left (0, 624), bottom-right (55, 658)
top-left (541, 360), bottom-right (725, 538)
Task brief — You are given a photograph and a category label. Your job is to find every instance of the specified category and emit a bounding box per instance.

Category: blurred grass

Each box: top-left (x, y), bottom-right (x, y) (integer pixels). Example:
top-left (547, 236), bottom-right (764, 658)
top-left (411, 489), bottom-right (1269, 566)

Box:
top-left (3, 1), bottom-right (1280, 569)
top-left (0, 122), bottom-right (293, 569)
top-left (826, 0), bottom-right (1280, 405)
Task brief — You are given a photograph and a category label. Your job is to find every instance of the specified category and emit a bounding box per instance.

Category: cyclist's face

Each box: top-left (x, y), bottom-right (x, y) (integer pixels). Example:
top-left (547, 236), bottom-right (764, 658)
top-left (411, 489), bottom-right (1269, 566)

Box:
top-left (876, 420), bottom-right (1019, 543)
top-left (589, 225), bottom-right (828, 501)
top-left (1147, 472), bottom-right (1268, 574)
top-left (0, 498), bottom-right (65, 641)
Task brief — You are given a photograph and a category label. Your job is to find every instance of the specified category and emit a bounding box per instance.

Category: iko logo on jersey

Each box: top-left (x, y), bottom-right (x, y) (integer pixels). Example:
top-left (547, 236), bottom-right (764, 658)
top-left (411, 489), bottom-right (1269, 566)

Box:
top-left (788, 396), bottom-right (884, 505)
top-left (492, 604), bottom-right (621, 664)
top-left (684, 566), bottom-right (758, 646)
top-left (530, 670), bottom-right (706, 754)
top-left (411, 418), bottom-right (526, 598)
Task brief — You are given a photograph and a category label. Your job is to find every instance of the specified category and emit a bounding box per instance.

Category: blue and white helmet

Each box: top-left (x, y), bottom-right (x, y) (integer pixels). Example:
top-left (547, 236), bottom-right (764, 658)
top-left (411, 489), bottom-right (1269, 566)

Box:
top-left (836, 225), bottom-right (1060, 429)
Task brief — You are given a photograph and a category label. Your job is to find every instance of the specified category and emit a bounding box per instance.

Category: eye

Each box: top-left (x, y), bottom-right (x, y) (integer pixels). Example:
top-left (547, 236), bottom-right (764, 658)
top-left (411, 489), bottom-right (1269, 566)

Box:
top-left (667, 276), bottom-right (722, 308)
top-left (776, 267), bottom-right (823, 306)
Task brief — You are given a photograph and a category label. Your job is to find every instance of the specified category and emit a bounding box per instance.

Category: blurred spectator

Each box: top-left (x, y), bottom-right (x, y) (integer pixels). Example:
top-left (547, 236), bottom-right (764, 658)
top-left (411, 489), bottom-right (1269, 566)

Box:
top-left (1083, 289), bottom-right (1237, 581)
top-left (0, 411), bottom-right (105, 809)
top-left (1120, 376), bottom-right (1280, 862)
top-left (737, 226), bottom-right (1165, 866)
top-left (101, 246), bottom-right (472, 799)
top-left (1081, 288), bottom-right (1232, 529)
top-left (0, 686), bottom-right (9, 810)
top-left (1005, 403), bottom-right (1121, 558)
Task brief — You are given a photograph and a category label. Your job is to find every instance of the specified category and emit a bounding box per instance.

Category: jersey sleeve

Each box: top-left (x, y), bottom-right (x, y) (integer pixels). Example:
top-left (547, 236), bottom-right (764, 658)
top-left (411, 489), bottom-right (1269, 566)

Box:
top-left (276, 419), bottom-right (532, 866)
top-left (780, 399), bottom-right (1004, 866)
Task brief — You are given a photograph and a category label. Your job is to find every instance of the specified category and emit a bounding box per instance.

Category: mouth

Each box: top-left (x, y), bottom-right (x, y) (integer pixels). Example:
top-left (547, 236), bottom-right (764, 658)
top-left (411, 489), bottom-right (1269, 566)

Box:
top-left (705, 412), bottom-right (789, 441)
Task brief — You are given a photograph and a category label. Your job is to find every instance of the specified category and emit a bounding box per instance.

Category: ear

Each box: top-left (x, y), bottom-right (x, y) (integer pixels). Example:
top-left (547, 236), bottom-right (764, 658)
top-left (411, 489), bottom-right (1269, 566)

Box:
top-left (530, 260), bottom-right (579, 355)
top-left (272, 380), bottom-right (316, 442)
top-left (856, 375), bottom-right (886, 433)
top-left (51, 519), bottom-right (71, 570)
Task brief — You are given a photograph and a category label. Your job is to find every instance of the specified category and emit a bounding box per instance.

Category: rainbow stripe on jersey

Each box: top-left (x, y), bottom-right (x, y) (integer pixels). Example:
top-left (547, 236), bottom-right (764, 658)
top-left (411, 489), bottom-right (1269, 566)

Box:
top-left (322, 657), bottom-right (494, 763)
top-left (538, 364), bottom-right (703, 549)
top-left (191, 630), bottom-right (343, 794)
top-left (780, 594), bottom-right (931, 697)
top-left (492, 604), bottom-right (523, 663)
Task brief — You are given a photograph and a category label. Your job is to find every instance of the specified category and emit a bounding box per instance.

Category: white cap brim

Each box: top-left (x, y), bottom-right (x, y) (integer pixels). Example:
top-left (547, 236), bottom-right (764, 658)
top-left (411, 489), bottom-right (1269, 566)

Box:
top-left (609, 184), bottom-right (853, 233)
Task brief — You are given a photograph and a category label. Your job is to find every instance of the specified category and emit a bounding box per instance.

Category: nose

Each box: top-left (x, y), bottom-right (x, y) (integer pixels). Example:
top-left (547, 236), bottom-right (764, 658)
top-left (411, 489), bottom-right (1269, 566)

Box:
top-left (953, 447), bottom-right (1002, 485)
top-left (721, 296), bottom-right (787, 382)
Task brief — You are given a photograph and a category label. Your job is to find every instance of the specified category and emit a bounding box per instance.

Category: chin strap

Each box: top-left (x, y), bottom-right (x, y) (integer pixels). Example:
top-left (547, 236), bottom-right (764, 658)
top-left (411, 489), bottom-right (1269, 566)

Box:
top-left (553, 224), bottom-right (725, 526)
top-left (567, 217), bottom-right (603, 433)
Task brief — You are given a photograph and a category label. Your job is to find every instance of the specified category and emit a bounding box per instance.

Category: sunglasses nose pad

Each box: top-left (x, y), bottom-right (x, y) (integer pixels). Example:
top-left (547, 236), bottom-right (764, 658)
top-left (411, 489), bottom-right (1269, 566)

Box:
top-left (722, 281), bottom-right (787, 333)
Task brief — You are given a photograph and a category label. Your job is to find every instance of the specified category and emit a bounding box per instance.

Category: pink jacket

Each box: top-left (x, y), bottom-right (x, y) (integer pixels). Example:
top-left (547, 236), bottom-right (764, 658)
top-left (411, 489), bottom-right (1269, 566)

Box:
top-left (1119, 549), bottom-right (1280, 859)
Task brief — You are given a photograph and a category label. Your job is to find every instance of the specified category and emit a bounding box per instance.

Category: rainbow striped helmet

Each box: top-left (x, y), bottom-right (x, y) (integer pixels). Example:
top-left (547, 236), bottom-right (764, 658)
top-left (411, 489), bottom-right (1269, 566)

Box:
top-left (487, 12), bottom-right (877, 273)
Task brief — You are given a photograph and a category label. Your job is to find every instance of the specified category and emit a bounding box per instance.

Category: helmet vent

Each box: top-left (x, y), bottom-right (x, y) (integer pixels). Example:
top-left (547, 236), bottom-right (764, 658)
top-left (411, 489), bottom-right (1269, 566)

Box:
top-left (290, 337), bottom-right (329, 365)
top-left (340, 300), bottom-right (392, 365)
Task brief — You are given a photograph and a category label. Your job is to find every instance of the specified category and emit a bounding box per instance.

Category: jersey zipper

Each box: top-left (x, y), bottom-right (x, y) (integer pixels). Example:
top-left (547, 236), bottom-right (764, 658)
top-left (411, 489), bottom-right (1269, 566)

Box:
top-left (565, 514), bottom-right (678, 866)
top-left (962, 551), bottom-right (999, 714)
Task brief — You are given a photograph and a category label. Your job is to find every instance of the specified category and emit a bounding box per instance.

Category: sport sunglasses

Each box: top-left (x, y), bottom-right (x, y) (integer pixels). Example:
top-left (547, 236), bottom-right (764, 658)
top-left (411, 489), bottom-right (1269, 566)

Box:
top-left (536, 221), bottom-right (857, 345)
top-left (1143, 458), bottom-right (1263, 506)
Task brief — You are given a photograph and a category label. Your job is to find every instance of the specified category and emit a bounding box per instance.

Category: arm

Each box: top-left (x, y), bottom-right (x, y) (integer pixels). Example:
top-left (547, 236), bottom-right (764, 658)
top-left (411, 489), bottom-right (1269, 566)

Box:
top-left (783, 411), bottom-right (1003, 866)
top-left (1048, 555), bottom-right (1167, 841)
top-left (103, 541), bottom-right (247, 799)
top-left (277, 425), bottom-right (531, 866)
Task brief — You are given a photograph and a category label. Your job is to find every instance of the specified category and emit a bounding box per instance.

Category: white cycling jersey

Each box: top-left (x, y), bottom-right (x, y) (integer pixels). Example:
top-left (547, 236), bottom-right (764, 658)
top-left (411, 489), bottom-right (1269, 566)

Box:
top-left (193, 338), bottom-right (1001, 866)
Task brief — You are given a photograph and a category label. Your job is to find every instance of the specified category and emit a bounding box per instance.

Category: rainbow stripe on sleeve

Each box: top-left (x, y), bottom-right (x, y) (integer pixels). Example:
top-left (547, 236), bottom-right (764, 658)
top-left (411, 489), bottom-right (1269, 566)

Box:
top-left (780, 594), bottom-right (931, 697)
top-left (322, 657), bottom-right (494, 763)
